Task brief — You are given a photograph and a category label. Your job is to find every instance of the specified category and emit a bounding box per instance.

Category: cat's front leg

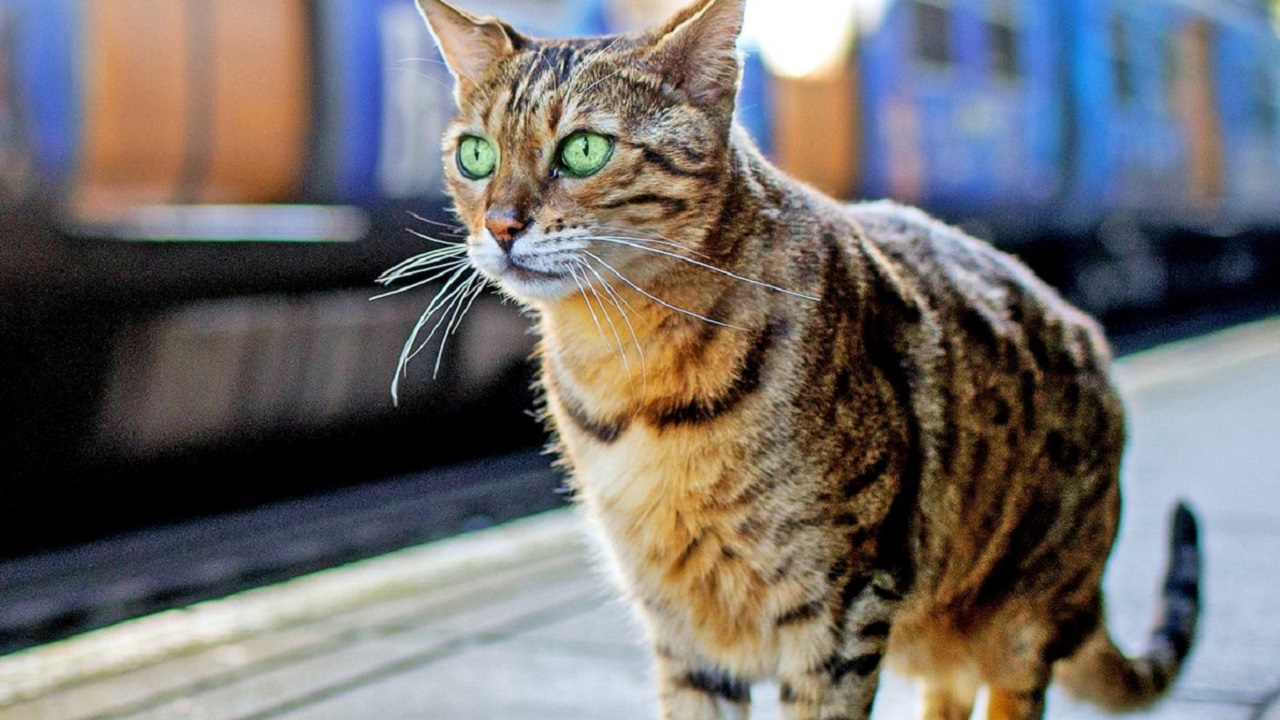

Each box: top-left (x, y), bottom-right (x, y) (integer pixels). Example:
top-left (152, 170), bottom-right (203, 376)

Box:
top-left (775, 651), bottom-right (883, 720)
top-left (652, 642), bottom-right (751, 720)
top-left (775, 572), bottom-right (900, 720)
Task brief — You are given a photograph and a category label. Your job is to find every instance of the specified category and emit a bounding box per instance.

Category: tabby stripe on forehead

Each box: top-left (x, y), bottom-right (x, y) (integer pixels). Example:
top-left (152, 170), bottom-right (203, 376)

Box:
top-left (518, 46), bottom-right (580, 114)
top-left (505, 67), bottom-right (537, 114)
top-left (648, 320), bottom-right (777, 428)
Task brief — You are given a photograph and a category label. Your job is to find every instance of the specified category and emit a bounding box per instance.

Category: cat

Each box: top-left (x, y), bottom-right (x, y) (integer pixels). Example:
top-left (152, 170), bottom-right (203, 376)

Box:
top-left (399, 0), bottom-right (1202, 718)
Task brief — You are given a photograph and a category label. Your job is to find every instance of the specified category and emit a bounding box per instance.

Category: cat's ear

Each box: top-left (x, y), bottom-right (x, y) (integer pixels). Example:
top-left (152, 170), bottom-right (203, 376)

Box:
top-left (646, 0), bottom-right (745, 107)
top-left (414, 0), bottom-right (520, 99)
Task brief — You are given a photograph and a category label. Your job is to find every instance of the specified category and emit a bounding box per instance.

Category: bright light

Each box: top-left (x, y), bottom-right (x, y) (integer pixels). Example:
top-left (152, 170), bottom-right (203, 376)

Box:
top-left (744, 0), bottom-right (889, 78)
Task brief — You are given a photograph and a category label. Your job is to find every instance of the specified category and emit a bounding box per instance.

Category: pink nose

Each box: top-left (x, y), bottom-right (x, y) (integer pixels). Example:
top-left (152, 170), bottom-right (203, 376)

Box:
top-left (484, 214), bottom-right (527, 253)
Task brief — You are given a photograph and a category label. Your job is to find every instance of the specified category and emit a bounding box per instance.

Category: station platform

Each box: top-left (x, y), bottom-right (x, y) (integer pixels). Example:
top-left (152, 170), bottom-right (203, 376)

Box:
top-left (2, 317), bottom-right (1279, 720)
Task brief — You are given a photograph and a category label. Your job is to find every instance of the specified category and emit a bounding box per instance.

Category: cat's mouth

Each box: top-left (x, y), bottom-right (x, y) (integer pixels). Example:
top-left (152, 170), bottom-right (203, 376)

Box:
top-left (478, 254), bottom-right (578, 302)
top-left (505, 259), bottom-right (566, 282)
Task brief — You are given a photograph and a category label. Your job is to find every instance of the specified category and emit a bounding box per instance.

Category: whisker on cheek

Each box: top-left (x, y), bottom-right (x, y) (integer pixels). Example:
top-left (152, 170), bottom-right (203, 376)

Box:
top-left (585, 236), bottom-right (819, 302)
top-left (583, 250), bottom-right (745, 331)
top-left (569, 264), bottom-right (610, 346)
top-left (372, 257), bottom-right (471, 299)
top-left (587, 225), bottom-right (714, 259)
top-left (575, 257), bottom-right (648, 400)
top-left (573, 260), bottom-right (634, 381)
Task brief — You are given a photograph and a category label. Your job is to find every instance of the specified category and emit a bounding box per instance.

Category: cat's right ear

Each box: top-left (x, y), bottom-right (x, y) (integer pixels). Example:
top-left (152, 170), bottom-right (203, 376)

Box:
top-left (414, 0), bottom-right (519, 101)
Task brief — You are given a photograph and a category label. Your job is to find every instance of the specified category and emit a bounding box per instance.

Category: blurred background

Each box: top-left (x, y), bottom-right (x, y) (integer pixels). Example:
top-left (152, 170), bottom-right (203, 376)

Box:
top-left (0, 0), bottom-right (1278, 655)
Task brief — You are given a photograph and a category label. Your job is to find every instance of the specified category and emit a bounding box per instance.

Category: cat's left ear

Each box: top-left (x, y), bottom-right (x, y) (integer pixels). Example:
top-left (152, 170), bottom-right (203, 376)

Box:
top-left (414, 0), bottom-right (522, 101)
top-left (646, 0), bottom-right (745, 107)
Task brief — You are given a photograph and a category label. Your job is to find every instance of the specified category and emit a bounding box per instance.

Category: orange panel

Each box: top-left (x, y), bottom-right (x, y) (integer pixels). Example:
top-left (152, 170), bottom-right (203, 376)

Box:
top-left (1180, 18), bottom-right (1223, 206)
top-left (772, 59), bottom-right (860, 200)
top-left (76, 0), bottom-right (191, 215)
top-left (201, 0), bottom-right (311, 203)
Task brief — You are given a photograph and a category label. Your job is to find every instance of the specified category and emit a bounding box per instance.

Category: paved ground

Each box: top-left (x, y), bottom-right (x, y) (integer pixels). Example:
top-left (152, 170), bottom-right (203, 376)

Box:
top-left (1, 318), bottom-right (1278, 720)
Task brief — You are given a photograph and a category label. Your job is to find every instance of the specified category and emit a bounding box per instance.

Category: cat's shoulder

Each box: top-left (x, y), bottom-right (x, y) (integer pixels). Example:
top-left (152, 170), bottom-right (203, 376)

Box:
top-left (842, 199), bottom-right (991, 264)
top-left (840, 199), bottom-right (1060, 306)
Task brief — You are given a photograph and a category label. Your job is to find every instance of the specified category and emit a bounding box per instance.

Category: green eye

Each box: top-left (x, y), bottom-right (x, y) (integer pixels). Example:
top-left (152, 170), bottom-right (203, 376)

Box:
top-left (557, 131), bottom-right (614, 177)
top-left (457, 136), bottom-right (497, 179)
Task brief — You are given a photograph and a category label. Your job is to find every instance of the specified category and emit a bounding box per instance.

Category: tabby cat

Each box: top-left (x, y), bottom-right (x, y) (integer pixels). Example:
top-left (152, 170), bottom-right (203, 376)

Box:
top-left (401, 0), bottom-right (1202, 717)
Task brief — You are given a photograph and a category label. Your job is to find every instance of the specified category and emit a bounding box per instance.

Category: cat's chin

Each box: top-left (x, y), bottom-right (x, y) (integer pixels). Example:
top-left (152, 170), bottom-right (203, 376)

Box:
top-left (483, 267), bottom-right (579, 305)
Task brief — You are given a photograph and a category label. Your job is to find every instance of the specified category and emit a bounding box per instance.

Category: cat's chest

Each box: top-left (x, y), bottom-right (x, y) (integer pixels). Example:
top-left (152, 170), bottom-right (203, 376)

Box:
top-left (562, 417), bottom-right (790, 660)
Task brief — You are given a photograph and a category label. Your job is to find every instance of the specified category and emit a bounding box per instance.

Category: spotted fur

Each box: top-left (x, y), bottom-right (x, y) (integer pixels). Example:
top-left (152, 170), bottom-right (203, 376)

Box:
top-left (409, 0), bottom-right (1202, 717)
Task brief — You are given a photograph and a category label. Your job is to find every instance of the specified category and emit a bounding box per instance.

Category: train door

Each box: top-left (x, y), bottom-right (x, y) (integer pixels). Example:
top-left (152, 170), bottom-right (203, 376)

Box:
top-left (744, 0), bottom-right (863, 198)
top-left (1177, 17), bottom-right (1224, 206)
top-left (771, 59), bottom-right (861, 199)
top-left (74, 0), bottom-right (312, 217)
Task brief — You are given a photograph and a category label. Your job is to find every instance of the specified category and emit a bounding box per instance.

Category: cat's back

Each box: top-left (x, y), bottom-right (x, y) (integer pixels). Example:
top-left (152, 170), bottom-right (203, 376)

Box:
top-left (838, 199), bottom-right (1126, 607)
top-left (844, 199), bottom-right (1113, 383)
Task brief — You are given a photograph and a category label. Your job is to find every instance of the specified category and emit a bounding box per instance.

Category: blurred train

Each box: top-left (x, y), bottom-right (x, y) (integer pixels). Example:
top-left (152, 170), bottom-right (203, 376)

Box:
top-left (1, 0), bottom-right (1278, 554)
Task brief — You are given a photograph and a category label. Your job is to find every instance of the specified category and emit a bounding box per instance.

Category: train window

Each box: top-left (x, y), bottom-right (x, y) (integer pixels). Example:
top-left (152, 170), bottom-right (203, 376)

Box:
top-left (986, 23), bottom-right (1019, 79)
top-left (1110, 15), bottom-right (1135, 104)
top-left (1256, 65), bottom-right (1277, 132)
top-left (986, 0), bottom-right (1019, 79)
top-left (1162, 32), bottom-right (1180, 113)
top-left (913, 0), bottom-right (953, 66)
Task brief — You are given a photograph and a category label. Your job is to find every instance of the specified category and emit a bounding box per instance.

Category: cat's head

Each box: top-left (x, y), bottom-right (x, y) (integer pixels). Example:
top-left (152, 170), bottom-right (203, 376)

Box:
top-left (414, 0), bottom-right (747, 304)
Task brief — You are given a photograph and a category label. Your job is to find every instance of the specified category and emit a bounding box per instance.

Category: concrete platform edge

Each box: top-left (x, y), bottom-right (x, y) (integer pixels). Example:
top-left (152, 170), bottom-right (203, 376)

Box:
top-left (0, 507), bottom-right (583, 706)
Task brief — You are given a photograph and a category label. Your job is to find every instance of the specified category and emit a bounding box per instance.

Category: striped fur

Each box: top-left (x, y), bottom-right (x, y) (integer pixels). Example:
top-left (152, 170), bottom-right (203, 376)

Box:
top-left (411, 0), bottom-right (1203, 718)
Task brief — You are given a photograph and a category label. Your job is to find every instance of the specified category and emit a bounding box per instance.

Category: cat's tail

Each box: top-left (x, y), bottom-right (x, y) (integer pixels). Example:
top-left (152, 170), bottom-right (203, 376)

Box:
top-left (1055, 501), bottom-right (1202, 711)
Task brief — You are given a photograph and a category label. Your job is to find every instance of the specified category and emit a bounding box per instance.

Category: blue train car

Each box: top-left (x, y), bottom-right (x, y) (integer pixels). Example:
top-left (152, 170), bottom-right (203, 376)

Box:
top-left (0, 0), bottom-right (612, 208)
top-left (857, 0), bottom-right (1066, 231)
top-left (1211, 6), bottom-right (1280, 229)
top-left (0, 0), bottom-right (80, 193)
top-left (1061, 0), bottom-right (1206, 230)
top-left (846, 0), bottom-right (1280, 237)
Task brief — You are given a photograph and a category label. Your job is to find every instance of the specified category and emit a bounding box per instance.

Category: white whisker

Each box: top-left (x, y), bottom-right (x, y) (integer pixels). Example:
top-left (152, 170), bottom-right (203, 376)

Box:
top-left (372, 257), bottom-right (470, 298)
top-left (574, 260), bottom-right (633, 378)
top-left (583, 250), bottom-right (744, 330)
top-left (378, 244), bottom-right (468, 280)
top-left (432, 274), bottom-right (484, 378)
top-left (407, 211), bottom-right (465, 236)
top-left (576, 257), bottom-right (647, 395)
top-left (389, 66), bottom-right (456, 93)
top-left (406, 226), bottom-right (467, 246)
top-left (585, 230), bottom-right (712, 259)
top-left (579, 66), bottom-right (629, 97)
top-left (569, 265), bottom-right (609, 346)
top-left (563, 37), bottom-right (623, 98)
top-left (390, 263), bottom-right (474, 404)
top-left (587, 237), bottom-right (818, 301)
top-left (406, 274), bottom-right (475, 363)
top-left (395, 55), bottom-right (482, 91)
